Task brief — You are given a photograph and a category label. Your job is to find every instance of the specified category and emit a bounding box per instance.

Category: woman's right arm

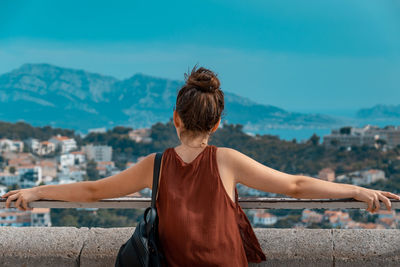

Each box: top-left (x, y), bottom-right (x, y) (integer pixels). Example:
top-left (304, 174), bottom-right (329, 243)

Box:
top-left (2, 153), bottom-right (156, 210)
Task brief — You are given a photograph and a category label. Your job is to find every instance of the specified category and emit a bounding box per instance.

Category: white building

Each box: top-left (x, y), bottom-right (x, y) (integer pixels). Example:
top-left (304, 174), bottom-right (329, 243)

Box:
top-left (88, 127), bottom-right (107, 134)
top-left (323, 125), bottom-right (400, 149)
top-left (17, 165), bottom-right (42, 188)
top-left (49, 134), bottom-right (77, 153)
top-left (0, 185), bottom-right (7, 196)
top-left (59, 153), bottom-right (75, 167)
top-left (128, 128), bottom-right (152, 143)
top-left (0, 209), bottom-right (31, 226)
top-left (336, 169), bottom-right (386, 186)
top-left (30, 208), bottom-right (52, 227)
top-left (38, 141), bottom-right (56, 156)
top-left (83, 144), bottom-right (112, 162)
top-left (0, 208), bottom-right (51, 227)
top-left (70, 151), bottom-right (86, 164)
top-left (25, 138), bottom-right (40, 153)
top-left (253, 211), bottom-right (278, 226)
top-left (361, 169), bottom-right (386, 184)
top-left (323, 125), bottom-right (378, 148)
top-left (0, 138), bottom-right (24, 153)
top-left (58, 166), bottom-right (85, 183)
top-left (96, 161), bottom-right (116, 176)
top-left (0, 172), bottom-right (20, 187)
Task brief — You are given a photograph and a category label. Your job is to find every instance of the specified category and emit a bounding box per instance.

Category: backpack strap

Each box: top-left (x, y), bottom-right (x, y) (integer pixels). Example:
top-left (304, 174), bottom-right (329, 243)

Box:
top-left (151, 152), bottom-right (163, 208)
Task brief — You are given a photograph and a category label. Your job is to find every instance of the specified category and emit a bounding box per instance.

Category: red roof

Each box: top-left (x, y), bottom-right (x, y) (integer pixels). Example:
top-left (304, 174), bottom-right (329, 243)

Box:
top-left (40, 141), bottom-right (53, 145)
top-left (54, 136), bottom-right (71, 141)
top-left (17, 164), bottom-right (37, 169)
top-left (31, 208), bottom-right (50, 214)
top-left (254, 212), bottom-right (276, 218)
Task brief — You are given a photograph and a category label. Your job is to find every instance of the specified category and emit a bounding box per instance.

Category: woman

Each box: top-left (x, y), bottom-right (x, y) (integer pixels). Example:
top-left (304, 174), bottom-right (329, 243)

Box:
top-left (2, 66), bottom-right (400, 266)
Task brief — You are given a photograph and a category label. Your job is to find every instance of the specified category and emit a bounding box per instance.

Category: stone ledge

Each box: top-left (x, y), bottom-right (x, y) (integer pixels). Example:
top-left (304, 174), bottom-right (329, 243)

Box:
top-left (0, 227), bottom-right (399, 267)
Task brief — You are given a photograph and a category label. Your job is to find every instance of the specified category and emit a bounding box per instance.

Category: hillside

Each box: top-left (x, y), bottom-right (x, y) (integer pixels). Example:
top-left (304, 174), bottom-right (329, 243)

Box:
top-left (0, 63), bottom-right (340, 132)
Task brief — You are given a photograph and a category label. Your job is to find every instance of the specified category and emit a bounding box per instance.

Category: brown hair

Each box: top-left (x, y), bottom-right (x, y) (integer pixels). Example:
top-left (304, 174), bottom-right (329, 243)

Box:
top-left (174, 65), bottom-right (225, 142)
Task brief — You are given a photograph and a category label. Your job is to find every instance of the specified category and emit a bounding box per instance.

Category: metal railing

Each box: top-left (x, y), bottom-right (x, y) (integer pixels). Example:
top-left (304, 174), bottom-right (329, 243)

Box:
top-left (1, 197), bottom-right (399, 210)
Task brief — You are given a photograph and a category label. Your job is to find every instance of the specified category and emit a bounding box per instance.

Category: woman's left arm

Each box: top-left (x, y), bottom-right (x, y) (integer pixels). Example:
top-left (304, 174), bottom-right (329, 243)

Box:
top-left (292, 175), bottom-right (400, 212)
top-left (225, 147), bottom-right (400, 213)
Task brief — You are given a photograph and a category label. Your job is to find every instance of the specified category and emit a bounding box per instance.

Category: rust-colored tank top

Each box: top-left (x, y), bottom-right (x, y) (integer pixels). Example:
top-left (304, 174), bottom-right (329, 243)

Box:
top-left (155, 145), bottom-right (266, 266)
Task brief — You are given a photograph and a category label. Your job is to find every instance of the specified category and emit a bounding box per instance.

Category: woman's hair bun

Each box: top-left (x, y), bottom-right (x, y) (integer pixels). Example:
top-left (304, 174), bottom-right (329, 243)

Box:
top-left (185, 66), bottom-right (220, 93)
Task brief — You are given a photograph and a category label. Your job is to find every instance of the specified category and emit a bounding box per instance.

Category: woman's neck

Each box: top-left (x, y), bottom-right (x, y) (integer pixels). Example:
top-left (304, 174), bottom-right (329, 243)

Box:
top-left (178, 137), bottom-right (209, 149)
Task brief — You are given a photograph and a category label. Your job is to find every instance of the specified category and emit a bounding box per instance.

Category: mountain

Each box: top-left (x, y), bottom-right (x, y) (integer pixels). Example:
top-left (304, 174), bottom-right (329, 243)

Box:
top-left (0, 63), bottom-right (340, 133)
top-left (357, 104), bottom-right (400, 120)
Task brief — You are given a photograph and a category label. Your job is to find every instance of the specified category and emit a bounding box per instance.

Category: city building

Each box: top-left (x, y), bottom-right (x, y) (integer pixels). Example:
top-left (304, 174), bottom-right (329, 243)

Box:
top-left (60, 151), bottom-right (87, 167)
top-left (6, 152), bottom-right (35, 166)
top-left (38, 160), bottom-right (57, 181)
top-left (336, 169), bottom-right (386, 186)
top-left (0, 209), bottom-right (31, 226)
top-left (69, 151), bottom-right (86, 165)
top-left (88, 127), bottom-right (107, 134)
top-left (17, 165), bottom-right (42, 188)
top-left (324, 210), bottom-right (351, 228)
top-left (323, 125), bottom-right (400, 149)
top-left (0, 184), bottom-right (7, 195)
top-left (49, 134), bottom-right (77, 153)
top-left (59, 153), bottom-right (75, 167)
top-left (0, 208), bottom-right (52, 227)
top-left (0, 172), bottom-right (20, 187)
top-left (0, 138), bottom-right (24, 153)
top-left (30, 208), bottom-right (52, 227)
top-left (318, 168), bottom-right (335, 182)
top-left (24, 138), bottom-right (40, 153)
top-left (96, 161), bottom-right (116, 176)
top-left (253, 211), bottom-right (278, 226)
top-left (37, 141), bottom-right (56, 156)
top-left (301, 209), bottom-right (323, 224)
top-left (128, 128), bottom-right (152, 143)
top-left (58, 166), bottom-right (85, 183)
top-left (83, 144), bottom-right (112, 162)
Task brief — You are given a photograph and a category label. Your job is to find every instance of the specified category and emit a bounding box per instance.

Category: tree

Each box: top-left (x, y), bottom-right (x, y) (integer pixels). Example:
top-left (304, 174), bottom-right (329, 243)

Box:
top-left (7, 184), bottom-right (20, 191)
top-left (9, 166), bottom-right (16, 174)
top-left (307, 134), bottom-right (320, 146)
top-left (86, 160), bottom-right (100, 181)
top-left (112, 126), bottom-right (132, 135)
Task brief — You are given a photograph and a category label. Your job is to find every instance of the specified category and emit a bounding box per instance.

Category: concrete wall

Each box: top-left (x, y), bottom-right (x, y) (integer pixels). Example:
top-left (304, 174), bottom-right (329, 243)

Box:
top-left (0, 227), bottom-right (399, 267)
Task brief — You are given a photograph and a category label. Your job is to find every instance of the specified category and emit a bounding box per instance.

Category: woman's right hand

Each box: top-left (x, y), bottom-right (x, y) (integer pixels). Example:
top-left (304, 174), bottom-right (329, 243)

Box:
top-left (353, 187), bottom-right (400, 213)
top-left (1, 188), bottom-right (41, 211)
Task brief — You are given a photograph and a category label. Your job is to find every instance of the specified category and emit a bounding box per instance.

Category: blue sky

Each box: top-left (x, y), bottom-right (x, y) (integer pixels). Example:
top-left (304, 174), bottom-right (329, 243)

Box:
top-left (1, 0), bottom-right (399, 115)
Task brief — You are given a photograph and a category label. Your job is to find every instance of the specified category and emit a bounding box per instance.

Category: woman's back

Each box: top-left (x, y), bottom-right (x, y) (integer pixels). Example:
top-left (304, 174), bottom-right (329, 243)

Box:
top-left (156, 145), bottom-right (265, 266)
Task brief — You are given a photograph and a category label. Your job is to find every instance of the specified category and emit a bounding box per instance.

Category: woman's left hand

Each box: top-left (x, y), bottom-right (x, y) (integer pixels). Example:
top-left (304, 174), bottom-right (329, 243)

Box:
top-left (353, 187), bottom-right (400, 213)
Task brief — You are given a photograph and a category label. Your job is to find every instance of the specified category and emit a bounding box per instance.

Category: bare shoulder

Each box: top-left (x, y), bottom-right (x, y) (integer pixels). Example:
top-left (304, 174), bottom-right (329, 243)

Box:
top-left (215, 146), bottom-right (239, 158)
top-left (215, 146), bottom-right (297, 196)
top-left (215, 146), bottom-right (251, 166)
top-left (215, 146), bottom-right (247, 182)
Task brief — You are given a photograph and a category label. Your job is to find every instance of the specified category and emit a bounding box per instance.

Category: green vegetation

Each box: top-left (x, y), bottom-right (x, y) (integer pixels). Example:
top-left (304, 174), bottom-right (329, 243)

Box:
top-left (0, 121), bottom-right (78, 142)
